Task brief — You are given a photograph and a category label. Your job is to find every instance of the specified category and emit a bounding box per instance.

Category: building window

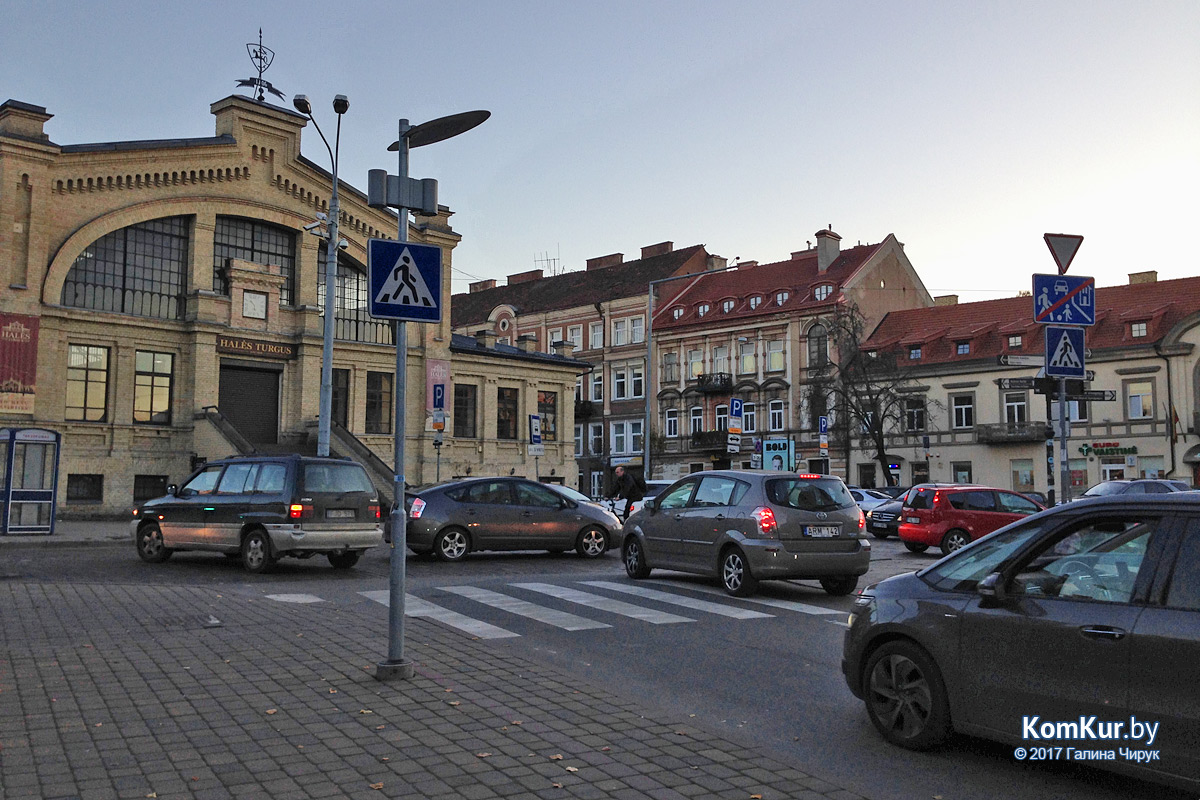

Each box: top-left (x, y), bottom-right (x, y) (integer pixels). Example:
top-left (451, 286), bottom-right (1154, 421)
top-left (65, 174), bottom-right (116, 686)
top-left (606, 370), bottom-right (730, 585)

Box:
top-left (62, 216), bottom-right (189, 320)
top-left (1068, 399), bottom-right (1090, 422)
top-left (749, 296), bottom-right (762, 310)
top-left (697, 303), bottom-right (710, 317)
top-left (318, 248), bottom-right (393, 345)
top-left (739, 342), bottom-right (756, 374)
top-left (814, 284), bottom-right (833, 301)
top-left (589, 322), bottom-right (603, 349)
top-left (590, 471), bottom-right (604, 499)
top-left (722, 299), bottom-right (735, 313)
top-left (133, 475), bottom-right (168, 502)
top-left (672, 307), bottom-right (683, 320)
top-left (631, 317), bottom-right (644, 343)
top-left (766, 340), bottom-right (785, 372)
top-left (613, 369), bottom-right (626, 399)
top-left (1131, 322), bottom-right (1148, 338)
top-left (496, 387), bottom-right (518, 439)
top-left (713, 345), bottom-right (730, 374)
top-left (537, 391), bottom-right (557, 441)
top-left (776, 291), bottom-right (789, 305)
top-left (66, 345), bottom-right (109, 422)
top-left (331, 369), bottom-right (350, 429)
top-left (952, 461), bottom-right (973, 484)
top-left (574, 376), bottom-right (584, 402)
top-left (133, 351), bottom-right (173, 425)
top-left (662, 352), bottom-right (679, 383)
top-left (1004, 391), bottom-right (1027, 425)
top-left (690, 406), bottom-right (703, 434)
top-left (743, 403), bottom-right (757, 433)
top-left (454, 384), bottom-right (477, 438)
top-left (612, 318), bottom-right (628, 347)
top-left (808, 387), bottom-right (828, 430)
top-left (688, 349), bottom-right (703, 378)
top-left (589, 422), bottom-right (604, 455)
top-left (952, 394), bottom-right (974, 428)
top-left (574, 425), bottom-right (583, 456)
top-left (910, 346), bottom-right (922, 360)
top-left (66, 474), bottom-right (104, 503)
top-left (956, 341), bottom-right (970, 355)
top-left (591, 372), bottom-right (603, 402)
top-left (904, 397), bottom-right (926, 432)
top-left (567, 325), bottom-right (583, 349)
top-left (612, 364), bottom-right (643, 399)
top-left (1008, 335), bottom-right (1022, 349)
top-left (769, 400), bottom-right (785, 431)
top-left (1011, 459), bottom-right (1035, 493)
top-left (365, 372), bottom-right (393, 434)
top-left (213, 217), bottom-right (296, 303)
top-left (1126, 380), bottom-right (1153, 420)
top-left (715, 404), bottom-right (728, 431)
top-left (807, 324), bottom-right (828, 368)
top-left (612, 422), bottom-right (636, 454)
top-left (548, 328), bottom-right (562, 352)
top-left (665, 408), bottom-right (679, 438)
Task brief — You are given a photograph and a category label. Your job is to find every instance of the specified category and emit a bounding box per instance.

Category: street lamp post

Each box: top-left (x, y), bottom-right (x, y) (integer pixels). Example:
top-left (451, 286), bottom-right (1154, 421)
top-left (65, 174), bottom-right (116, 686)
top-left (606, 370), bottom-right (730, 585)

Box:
top-left (293, 93), bottom-right (349, 458)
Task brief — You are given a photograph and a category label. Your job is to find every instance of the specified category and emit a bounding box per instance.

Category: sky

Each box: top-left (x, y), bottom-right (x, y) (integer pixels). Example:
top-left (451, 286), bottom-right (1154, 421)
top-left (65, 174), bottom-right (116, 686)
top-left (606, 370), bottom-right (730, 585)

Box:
top-left (4, 1), bottom-right (1198, 300)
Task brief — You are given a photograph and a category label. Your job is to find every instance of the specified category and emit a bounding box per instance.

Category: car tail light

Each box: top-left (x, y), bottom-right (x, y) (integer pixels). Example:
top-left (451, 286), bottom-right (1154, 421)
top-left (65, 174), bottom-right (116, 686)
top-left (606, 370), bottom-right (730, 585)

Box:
top-left (751, 506), bottom-right (778, 536)
top-left (858, 508), bottom-right (866, 530)
top-left (933, 490), bottom-right (943, 507)
top-left (368, 504), bottom-right (380, 520)
top-left (796, 473), bottom-right (821, 479)
top-left (289, 503), bottom-right (313, 519)
top-left (409, 498), bottom-right (426, 519)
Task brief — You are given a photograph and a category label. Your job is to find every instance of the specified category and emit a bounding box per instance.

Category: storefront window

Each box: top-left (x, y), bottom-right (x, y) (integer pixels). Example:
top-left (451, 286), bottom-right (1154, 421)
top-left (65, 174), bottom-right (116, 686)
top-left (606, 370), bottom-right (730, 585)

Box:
top-left (1011, 458), bottom-right (1034, 493)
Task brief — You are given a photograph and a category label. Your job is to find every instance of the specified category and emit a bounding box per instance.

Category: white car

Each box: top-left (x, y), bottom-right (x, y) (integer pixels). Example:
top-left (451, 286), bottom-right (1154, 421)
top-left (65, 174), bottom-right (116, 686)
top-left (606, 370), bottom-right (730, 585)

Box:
top-left (848, 488), bottom-right (891, 512)
top-left (604, 480), bottom-right (673, 519)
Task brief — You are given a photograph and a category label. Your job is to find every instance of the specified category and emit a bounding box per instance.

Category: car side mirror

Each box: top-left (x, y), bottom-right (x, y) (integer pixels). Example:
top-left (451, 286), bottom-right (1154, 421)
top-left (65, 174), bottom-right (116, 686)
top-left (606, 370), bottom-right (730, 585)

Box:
top-left (644, 498), bottom-right (657, 513)
top-left (978, 572), bottom-right (1008, 606)
top-left (166, 484), bottom-right (177, 496)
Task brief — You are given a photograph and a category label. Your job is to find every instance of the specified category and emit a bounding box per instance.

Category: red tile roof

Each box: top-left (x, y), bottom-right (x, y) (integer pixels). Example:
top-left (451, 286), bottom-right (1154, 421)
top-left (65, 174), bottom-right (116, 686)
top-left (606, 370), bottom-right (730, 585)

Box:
top-left (865, 276), bottom-right (1200, 365)
top-left (653, 241), bottom-right (884, 329)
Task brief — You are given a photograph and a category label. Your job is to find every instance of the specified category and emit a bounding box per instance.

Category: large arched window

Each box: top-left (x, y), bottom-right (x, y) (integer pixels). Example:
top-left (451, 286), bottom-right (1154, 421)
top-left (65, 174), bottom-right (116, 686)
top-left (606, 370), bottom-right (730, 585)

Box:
top-left (213, 217), bottom-right (297, 304)
top-left (318, 246), bottom-right (394, 344)
top-left (807, 323), bottom-right (829, 368)
top-left (61, 216), bottom-right (189, 319)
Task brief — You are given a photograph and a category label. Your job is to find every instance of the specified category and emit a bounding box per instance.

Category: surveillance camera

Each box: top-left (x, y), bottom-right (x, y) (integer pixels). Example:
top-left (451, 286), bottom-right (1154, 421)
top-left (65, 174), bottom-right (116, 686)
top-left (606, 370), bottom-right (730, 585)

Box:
top-left (337, 239), bottom-right (349, 251)
top-left (314, 212), bottom-right (327, 221)
top-left (303, 221), bottom-right (323, 232)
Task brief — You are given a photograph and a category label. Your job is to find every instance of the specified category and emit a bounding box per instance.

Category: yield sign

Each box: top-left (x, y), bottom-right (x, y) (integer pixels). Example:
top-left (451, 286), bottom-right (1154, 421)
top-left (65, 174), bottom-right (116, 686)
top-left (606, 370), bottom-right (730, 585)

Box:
top-left (1044, 233), bottom-right (1084, 275)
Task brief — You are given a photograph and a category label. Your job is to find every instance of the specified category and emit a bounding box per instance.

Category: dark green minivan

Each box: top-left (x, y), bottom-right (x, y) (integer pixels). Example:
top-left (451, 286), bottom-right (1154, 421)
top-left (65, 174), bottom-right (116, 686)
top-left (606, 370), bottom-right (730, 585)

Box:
top-left (131, 454), bottom-right (382, 572)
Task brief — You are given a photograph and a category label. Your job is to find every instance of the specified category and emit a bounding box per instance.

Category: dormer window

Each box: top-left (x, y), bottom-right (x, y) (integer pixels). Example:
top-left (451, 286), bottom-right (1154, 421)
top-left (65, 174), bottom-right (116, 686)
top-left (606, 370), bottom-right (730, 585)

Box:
top-left (722, 299), bottom-right (735, 313)
top-left (1131, 321), bottom-right (1147, 338)
top-left (776, 291), bottom-right (790, 305)
top-left (910, 346), bottom-right (922, 360)
top-left (697, 303), bottom-right (710, 317)
top-left (956, 341), bottom-right (970, 355)
top-left (749, 295), bottom-right (762, 309)
top-left (672, 307), bottom-right (683, 320)
top-left (1008, 335), bottom-right (1022, 349)
top-left (814, 284), bottom-right (833, 301)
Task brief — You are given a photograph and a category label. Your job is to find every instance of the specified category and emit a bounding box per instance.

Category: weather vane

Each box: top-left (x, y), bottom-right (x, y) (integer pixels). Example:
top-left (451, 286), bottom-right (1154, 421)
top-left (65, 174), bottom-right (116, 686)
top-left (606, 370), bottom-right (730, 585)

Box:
top-left (236, 28), bottom-right (284, 102)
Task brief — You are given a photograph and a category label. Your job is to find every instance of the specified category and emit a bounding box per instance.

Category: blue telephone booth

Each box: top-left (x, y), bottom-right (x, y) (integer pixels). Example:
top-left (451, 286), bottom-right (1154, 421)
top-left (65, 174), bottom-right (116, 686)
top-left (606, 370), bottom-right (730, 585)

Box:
top-left (1, 428), bottom-right (61, 535)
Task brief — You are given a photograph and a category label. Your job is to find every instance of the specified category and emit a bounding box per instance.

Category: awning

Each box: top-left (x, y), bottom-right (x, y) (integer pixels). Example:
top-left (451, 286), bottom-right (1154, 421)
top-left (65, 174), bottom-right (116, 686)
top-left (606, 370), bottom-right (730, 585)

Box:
top-left (1182, 444), bottom-right (1200, 464)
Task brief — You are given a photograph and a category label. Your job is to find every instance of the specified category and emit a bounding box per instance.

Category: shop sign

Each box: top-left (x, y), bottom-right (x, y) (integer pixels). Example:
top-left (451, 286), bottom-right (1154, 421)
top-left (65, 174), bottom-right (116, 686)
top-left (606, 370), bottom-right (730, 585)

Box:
top-left (216, 335), bottom-right (296, 359)
top-left (1078, 441), bottom-right (1138, 457)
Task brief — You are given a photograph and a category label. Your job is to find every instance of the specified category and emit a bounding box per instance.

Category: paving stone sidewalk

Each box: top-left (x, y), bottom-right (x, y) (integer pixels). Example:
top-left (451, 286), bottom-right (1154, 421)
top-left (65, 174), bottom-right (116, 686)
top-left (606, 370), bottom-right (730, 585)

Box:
top-left (0, 579), bottom-right (871, 800)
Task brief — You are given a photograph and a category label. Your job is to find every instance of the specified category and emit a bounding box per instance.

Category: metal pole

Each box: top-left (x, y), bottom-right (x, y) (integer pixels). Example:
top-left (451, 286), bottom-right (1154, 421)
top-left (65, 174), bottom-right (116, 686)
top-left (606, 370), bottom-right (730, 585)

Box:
top-left (1045, 391), bottom-right (1056, 506)
top-left (644, 287), bottom-right (654, 479)
top-left (378, 118), bottom-right (415, 681)
top-left (1058, 377), bottom-right (1070, 503)
top-left (317, 123), bottom-right (341, 458)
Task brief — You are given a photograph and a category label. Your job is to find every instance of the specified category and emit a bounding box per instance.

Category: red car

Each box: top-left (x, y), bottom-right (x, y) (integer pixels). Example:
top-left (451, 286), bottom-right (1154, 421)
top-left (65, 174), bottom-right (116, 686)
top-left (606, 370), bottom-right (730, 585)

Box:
top-left (897, 484), bottom-right (1044, 555)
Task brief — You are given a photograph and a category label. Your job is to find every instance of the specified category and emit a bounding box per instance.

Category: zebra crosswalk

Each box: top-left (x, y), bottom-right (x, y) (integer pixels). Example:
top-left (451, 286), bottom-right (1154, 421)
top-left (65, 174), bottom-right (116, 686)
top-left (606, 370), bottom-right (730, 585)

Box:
top-left (354, 580), bottom-right (847, 640)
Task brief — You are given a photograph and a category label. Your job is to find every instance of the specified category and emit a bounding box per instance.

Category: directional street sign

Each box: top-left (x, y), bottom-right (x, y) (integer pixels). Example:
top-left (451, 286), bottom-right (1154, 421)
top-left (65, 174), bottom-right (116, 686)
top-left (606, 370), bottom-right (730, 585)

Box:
top-left (998, 377), bottom-right (1037, 390)
top-left (1044, 233), bottom-right (1084, 275)
top-left (726, 433), bottom-right (741, 453)
top-left (1045, 326), bottom-right (1086, 378)
top-left (1033, 274), bottom-right (1095, 326)
top-left (997, 354), bottom-right (1045, 367)
top-left (368, 238), bottom-right (443, 322)
top-left (1076, 390), bottom-right (1117, 402)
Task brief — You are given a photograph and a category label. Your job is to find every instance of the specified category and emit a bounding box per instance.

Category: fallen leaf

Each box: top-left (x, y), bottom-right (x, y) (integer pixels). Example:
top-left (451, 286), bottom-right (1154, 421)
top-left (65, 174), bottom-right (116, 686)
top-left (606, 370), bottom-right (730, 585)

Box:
top-left (751, 795), bottom-right (762, 800)
top-left (94, 723), bottom-right (102, 727)
top-left (369, 782), bottom-right (383, 790)
top-left (329, 689), bottom-right (337, 694)
top-left (359, 709), bottom-right (374, 715)
top-left (477, 752), bottom-right (491, 758)
top-left (511, 720), bottom-right (522, 725)
top-left (448, 701), bottom-right (460, 706)
top-left (266, 709), bottom-right (277, 715)
top-left (566, 766), bottom-right (578, 773)
top-left (601, 747), bottom-right (610, 752)
top-left (381, 757), bottom-right (389, 762)
top-left (146, 794), bottom-right (158, 798)
top-left (375, 725), bottom-right (385, 730)
top-left (552, 783), bottom-right (563, 789)
top-left (675, 731), bottom-right (687, 736)
top-left (550, 754), bottom-right (563, 760)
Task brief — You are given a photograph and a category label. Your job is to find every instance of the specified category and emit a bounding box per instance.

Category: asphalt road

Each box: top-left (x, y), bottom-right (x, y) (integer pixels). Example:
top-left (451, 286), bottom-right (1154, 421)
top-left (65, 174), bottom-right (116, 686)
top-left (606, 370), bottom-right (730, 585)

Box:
top-left (4, 536), bottom-right (1183, 800)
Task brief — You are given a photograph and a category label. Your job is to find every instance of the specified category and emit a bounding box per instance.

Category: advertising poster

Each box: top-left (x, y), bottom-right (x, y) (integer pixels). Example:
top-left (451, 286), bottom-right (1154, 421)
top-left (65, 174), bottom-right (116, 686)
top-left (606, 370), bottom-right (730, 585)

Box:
top-left (762, 438), bottom-right (794, 471)
top-left (0, 313), bottom-right (38, 414)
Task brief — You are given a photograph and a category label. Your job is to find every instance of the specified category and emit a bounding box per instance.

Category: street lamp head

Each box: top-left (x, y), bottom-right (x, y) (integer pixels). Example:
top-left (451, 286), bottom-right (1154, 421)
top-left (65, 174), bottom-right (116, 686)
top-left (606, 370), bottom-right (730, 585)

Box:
top-left (332, 95), bottom-right (349, 115)
top-left (292, 94), bottom-right (312, 115)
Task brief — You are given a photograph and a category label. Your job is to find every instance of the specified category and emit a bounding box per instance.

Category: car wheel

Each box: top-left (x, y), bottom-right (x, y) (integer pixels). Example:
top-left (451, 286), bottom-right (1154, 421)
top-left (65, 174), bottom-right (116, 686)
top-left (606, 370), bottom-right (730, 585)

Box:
top-left (623, 538), bottom-right (651, 579)
top-left (434, 527), bottom-right (469, 562)
top-left (863, 640), bottom-right (951, 751)
top-left (241, 529), bottom-right (275, 574)
top-left (940, 529), bottom-right (971, 556)
top-left (903, 541), bottom-right (929, 553)
top-left (136, 523), bottom-right (172, 563)
top-left (721, 547), bottom-right (758, 597)
top-left (820, 575), bottom-right (859, 596)
top-left (327, 551), bottom-right (361, 569)
top-left (871, 530), bottom-right (891, 540)
top-left (576, 526), bottom-right (608, 558)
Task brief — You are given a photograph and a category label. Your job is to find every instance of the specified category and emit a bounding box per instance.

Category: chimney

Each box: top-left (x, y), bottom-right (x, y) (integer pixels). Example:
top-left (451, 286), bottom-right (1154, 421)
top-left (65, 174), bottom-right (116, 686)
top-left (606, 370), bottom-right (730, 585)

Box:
top-left (737, 260), bottom-right (758, 269)
top-left (640, 241), bottom-right (674, 259)
top-left (552, 340), bottom-right (575, 358)
top-left (474, 329), bottom-right (497, 348)
top-left (586, 253), bottom-right (624, 271)
top-left (469, 279), bottom-right (496, 293)
top-left (0, 100), bottom-right (53, 141)
top-left (934, 295), bottom-right (959, 306)
top-left (816, 227), bottom-right (841, 273)
top-left (1129, 270), bottom-right (1158, 285)
top-left (507, 269), bottom-right (543, 285)
top-left (516, 334), bottom-right (537, 352)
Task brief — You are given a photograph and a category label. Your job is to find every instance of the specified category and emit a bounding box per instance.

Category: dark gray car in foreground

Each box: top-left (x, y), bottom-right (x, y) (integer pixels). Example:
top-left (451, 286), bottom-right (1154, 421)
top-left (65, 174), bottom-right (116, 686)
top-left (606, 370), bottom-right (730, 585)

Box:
top-left (406, 477), bottom-right (621, 560)
top-left (843, 494), bottom-right (1200, 791)
top-left (621, 470), bottom-right (870, 597)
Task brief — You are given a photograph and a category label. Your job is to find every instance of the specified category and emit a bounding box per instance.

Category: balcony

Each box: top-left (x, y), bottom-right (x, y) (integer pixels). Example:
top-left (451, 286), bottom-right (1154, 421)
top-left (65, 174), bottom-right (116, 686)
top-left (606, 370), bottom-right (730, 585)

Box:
top-left (696, 372), bottom-right (733, 394)
top-left (690, 430), bottom-right (729, 450)
top-left (574, 399), bottom-right (596, 419)
top-left (976, 421), bottom-right (1052, 444)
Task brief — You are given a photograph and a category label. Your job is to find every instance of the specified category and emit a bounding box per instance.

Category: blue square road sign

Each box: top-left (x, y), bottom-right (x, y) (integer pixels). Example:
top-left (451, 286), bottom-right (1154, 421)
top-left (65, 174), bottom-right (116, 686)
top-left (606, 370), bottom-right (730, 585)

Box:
top-left (368, 238), bottom-right (443, 322)
top-left (1045, 326), bottom-right (1086, 379)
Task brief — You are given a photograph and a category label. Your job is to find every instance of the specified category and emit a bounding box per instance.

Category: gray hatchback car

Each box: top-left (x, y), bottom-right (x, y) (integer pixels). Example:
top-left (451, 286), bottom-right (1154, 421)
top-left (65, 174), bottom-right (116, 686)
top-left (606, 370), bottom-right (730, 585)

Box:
top-left (621, 470), bottom-right (870, 597)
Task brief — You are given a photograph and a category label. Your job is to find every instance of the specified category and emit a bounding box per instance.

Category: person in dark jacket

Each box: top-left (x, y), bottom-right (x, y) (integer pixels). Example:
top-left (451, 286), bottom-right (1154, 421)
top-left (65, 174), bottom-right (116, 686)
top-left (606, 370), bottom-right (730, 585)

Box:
top-left (609, 465), bottom-right (647, 521)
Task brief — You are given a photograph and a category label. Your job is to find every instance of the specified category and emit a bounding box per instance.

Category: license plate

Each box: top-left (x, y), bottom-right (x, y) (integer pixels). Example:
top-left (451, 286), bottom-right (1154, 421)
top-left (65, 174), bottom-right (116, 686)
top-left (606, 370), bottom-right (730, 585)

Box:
top-left (906, 516), bottom-right (921, 524)
top-left (869, 522), bottom-right (887, 530)
top-left (805, 525), bottom-right (839, 538)
top-left (326, 509), bottom-right (355, 519)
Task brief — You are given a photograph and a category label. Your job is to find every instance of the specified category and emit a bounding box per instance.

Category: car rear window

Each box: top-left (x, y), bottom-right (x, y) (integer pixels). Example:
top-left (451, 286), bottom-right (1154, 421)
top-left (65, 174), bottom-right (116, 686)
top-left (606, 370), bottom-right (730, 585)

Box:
top-left (766, 478), bottom-right (854, 511)
top-left (301, 463), bottom-right (374, 493)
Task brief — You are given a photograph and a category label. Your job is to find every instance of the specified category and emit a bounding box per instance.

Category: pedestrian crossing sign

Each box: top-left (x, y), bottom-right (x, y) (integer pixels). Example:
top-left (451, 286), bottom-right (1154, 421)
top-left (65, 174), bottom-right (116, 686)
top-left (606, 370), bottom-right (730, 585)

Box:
top-left (368, 238), bottom-right (443, 322)
top-left (1045, 325), bottom-right (1086, 379)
